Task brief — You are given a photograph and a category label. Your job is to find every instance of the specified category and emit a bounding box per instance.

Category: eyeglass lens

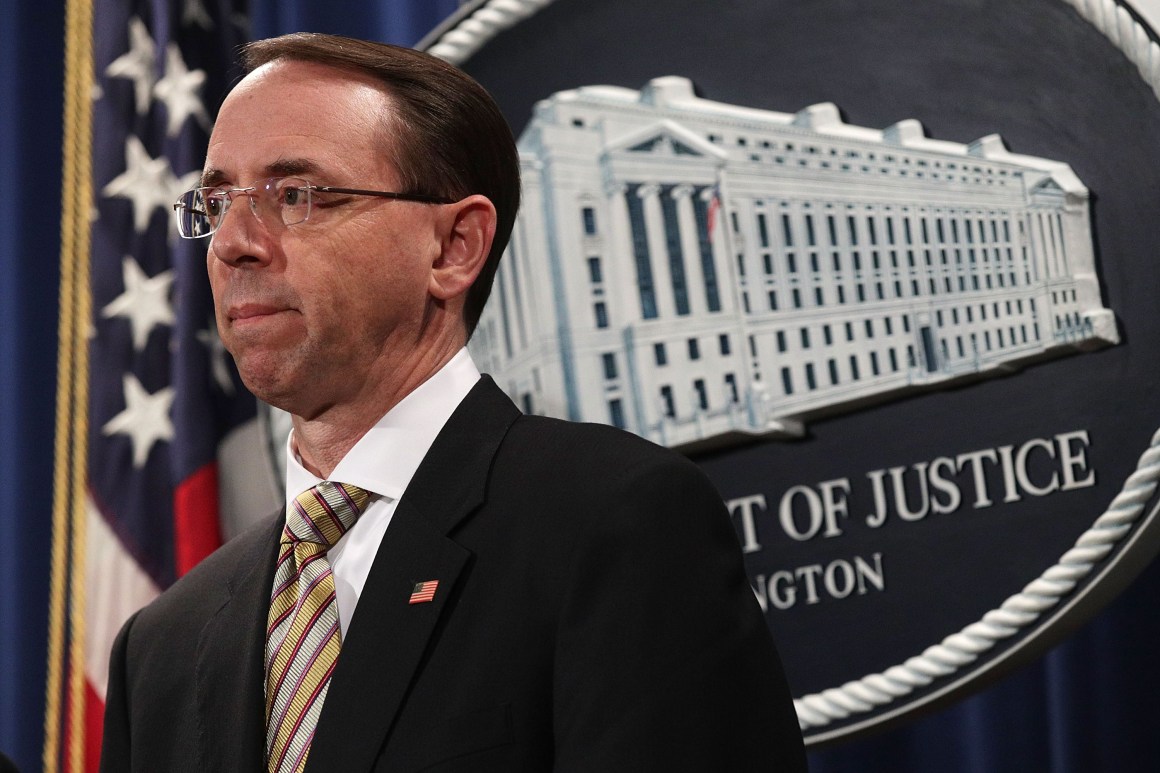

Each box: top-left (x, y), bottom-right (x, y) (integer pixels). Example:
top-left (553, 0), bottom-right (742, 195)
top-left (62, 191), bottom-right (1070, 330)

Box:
top-left (174, 177), bottom-right (313, 238)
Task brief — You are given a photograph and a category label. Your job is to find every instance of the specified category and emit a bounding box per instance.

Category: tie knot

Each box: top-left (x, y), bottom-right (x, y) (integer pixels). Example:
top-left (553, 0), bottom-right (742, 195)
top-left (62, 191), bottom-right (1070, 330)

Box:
top-left (285, 481), bottom-right (370, 549)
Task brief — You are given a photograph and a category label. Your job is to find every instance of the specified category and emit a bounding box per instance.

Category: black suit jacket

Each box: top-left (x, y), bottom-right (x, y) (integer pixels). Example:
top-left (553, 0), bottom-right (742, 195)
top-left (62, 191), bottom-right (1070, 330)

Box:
top-left (101, 377), bottom-right (806, 772)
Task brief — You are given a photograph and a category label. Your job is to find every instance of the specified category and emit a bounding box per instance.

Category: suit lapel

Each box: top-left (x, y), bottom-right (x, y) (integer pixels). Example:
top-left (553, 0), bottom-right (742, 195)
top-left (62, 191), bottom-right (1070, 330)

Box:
top-left (194, 514), bottom-right (282, 772)
top-left (307, 377), bottom-right (521, 772)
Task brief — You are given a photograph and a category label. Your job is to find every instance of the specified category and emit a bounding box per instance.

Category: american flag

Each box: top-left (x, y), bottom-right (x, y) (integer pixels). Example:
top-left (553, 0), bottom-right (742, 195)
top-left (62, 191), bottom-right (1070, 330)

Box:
top-left (409, 580), bottom-right (440, 604)
top-left (44, 2), bottom-right (269, 770)
top-left (706, 183), bottom-right (722, 240)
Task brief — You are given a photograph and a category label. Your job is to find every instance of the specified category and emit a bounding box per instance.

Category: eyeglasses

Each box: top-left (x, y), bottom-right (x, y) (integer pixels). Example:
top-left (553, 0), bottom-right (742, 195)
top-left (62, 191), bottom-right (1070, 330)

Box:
top-left (172, 176), bottom-right (454, 239)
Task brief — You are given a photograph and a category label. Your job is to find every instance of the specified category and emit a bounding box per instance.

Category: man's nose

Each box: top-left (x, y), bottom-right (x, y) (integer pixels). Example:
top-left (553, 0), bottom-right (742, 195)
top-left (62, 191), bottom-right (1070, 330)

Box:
top-left (209, 195), bottom-right (273, 267)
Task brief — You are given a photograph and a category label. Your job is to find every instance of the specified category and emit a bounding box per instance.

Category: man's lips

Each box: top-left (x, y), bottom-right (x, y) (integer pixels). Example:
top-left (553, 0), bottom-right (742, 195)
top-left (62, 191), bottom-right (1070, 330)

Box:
top-left (228, 304), bottom-right (293, 325)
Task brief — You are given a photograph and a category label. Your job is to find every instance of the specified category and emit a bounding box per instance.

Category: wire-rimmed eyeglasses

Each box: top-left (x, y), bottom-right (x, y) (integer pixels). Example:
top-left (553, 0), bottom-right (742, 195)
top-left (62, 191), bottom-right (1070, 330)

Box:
top-left (172, 176), bottom-right (454, 239)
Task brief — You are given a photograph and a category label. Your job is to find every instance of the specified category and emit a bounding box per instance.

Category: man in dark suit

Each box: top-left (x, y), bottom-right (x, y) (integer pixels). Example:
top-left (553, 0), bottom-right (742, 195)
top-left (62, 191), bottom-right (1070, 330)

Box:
top-left (100, 33), bottom-right (806, 772)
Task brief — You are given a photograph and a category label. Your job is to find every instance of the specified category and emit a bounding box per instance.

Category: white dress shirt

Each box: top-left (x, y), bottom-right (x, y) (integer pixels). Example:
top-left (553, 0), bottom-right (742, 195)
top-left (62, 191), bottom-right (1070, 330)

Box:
top-left (282, 348), bottom-right (481, 636)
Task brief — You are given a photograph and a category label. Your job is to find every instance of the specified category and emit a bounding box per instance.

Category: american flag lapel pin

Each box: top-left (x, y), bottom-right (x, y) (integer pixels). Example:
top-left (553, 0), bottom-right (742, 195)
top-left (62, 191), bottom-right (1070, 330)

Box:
top-left (409, 580), bottom-right (439, 604)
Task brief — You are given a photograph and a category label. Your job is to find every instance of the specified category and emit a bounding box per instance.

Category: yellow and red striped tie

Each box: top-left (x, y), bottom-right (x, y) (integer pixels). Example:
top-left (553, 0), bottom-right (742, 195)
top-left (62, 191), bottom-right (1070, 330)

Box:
top-left (265, 481), bottom-right (370, 773)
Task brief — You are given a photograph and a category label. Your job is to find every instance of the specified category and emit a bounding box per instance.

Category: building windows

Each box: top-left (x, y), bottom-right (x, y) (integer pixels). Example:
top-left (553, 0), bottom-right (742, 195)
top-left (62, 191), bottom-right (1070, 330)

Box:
top-left (587, 256), bottom-right (603, 284)
top-left (694, 379), bottom-right (709, 411)
top-left (594, 302), bottom-right (609, 329)
top-left (660, 385), bottom-right (675, 417)
top-left (691, 189), bottom-right (722, 312)
top-left (582, 206), bottom-right (597, 235)
top-left (625, 184), bottom-right (657, 319)
top-left (608, 398), bottom-right (626, 429)
top-left (602, 352), bottom-right (618, 380)
top-left (469, 91), bottom-right (1107, 450)
top-left (660, 185), bottom-right (691, 315)
top-left (724, 372), bottom-right (739, 403)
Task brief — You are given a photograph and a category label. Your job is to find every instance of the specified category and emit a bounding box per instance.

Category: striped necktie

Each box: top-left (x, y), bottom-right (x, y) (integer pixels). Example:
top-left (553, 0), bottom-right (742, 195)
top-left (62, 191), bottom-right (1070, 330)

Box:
top-left (265, 480), bottom-right (370, 773)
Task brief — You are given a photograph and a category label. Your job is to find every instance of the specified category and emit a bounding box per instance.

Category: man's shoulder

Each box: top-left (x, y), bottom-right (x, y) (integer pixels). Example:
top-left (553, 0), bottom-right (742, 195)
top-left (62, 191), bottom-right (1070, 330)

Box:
top-left (496, 413), bottom-right (718, 509)
top-left (507, 413), bottom-right (695, 470)
top-left (134, 513), bottom-right (279, 626)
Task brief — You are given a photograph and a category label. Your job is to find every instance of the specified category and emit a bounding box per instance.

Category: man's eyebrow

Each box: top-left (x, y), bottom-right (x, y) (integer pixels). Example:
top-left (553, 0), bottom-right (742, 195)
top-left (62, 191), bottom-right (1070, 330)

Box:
top-left (199, 158), bottom-right (325, 188)
top-left (265, 158), bottom-right (324, 179)
top-left (200, 168), bottom-right (228, 188)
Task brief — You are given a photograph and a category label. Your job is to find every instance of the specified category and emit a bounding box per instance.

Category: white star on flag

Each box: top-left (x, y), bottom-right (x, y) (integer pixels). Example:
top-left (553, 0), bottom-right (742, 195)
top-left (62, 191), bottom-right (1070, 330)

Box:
top-left (105, 17), bottom-right (157, 115)
top-left (154, 43), bottom-right (211, 137)
top-left (102, 373), bottom-right (176, 468)
top-left (102, 256), bottom-right (176, 351)
top-left (197, 319), bottom-right (236, 395)
top-left (102, 135), bottom-right (201, 233)
top-left (183, 0), bottom-right (215, 30)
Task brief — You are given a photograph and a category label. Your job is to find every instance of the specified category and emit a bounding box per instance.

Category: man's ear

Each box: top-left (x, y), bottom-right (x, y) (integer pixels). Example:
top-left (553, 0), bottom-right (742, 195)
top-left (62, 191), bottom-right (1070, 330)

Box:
top-left (429, 194), bottom-right (497, 302)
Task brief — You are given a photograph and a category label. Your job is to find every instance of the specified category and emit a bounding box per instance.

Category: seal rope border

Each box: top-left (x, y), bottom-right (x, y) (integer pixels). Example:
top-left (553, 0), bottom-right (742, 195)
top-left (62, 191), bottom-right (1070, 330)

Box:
top-left (422, 0), bottom-right (1160, 733)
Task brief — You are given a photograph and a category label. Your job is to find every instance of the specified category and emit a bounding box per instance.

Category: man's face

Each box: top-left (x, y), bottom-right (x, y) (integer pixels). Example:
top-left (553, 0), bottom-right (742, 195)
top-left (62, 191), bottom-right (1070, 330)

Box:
top-left (204, 60), bottom-right (443, 418)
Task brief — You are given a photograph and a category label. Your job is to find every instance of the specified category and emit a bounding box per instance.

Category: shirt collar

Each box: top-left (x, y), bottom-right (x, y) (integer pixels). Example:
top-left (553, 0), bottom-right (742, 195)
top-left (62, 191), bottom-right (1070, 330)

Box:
top-left (284, 348), bottom-right (481, 509)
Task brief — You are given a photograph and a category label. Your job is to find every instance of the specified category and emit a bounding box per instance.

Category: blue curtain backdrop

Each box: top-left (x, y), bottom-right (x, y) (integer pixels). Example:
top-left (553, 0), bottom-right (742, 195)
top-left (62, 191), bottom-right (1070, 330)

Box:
top-left (2, 1), bottom-right (1158, 771)
top-left (0, 0), bottom-right (66, 770)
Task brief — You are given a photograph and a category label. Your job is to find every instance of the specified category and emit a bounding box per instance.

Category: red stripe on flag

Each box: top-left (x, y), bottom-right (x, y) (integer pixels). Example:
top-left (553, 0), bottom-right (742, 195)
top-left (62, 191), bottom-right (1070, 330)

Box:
top-left (57, 668), bottom-right (104, 772)
top-left (174, 462), bottom-right (223, 577)
top-left (85, 680), bottom-right (104, 773)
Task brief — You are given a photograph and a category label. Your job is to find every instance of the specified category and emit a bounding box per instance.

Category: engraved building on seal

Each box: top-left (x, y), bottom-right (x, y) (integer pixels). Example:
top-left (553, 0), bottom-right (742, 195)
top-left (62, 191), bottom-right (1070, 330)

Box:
top-left (469, 76), bottom-right (1117, 450)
